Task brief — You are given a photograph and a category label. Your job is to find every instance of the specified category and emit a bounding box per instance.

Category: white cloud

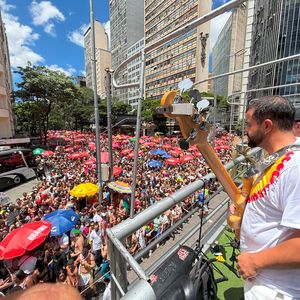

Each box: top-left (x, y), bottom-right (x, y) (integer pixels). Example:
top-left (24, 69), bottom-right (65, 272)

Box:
top-left (209, 11), bottom-right (231, 51)
top-left (81, 70), bottom-right (86, 76)
top-left (0, 0), bottom-right (44, 68)
top-left (29, 1), bottom-right (65, 36)
top-left (46, 64), bottom-right (76, 76)
top-left (68, 23), bottom-right (89, 47)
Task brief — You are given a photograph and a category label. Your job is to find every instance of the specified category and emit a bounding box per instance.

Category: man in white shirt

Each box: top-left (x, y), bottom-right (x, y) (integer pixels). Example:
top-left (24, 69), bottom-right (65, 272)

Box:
top-left (293, 107), bottom-right (300, 137)
top-left (237, 96), bottom-right (300, 300)
top-left (90, 223), bottom-right (102, 267)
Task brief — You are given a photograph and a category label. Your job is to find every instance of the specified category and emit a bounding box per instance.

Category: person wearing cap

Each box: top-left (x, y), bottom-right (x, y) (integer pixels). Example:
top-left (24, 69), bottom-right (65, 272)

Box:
top-left (293, 107), bottom-right (300, 137)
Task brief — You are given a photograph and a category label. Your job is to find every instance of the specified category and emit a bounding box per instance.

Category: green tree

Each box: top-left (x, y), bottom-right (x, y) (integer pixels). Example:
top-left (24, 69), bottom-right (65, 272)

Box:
top-left (141, 99), bottom-right (161, 123)
top-left (14, 64), bottom-right (81, 144)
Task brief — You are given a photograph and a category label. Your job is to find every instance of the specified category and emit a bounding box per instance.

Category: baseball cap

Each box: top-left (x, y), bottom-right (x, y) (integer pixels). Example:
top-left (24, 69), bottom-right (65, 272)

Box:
top-left (295, 108), bottom-right (300, 121)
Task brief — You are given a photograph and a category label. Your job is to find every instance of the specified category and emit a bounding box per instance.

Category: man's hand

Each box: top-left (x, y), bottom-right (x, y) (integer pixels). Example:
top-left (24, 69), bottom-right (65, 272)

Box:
top-left (237, 252), bottom-right (259, 280)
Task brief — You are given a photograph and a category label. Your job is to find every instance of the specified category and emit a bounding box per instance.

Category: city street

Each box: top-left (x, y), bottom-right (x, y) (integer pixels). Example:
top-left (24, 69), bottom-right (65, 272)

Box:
top-left (4, 179), bottom-right (39, 204)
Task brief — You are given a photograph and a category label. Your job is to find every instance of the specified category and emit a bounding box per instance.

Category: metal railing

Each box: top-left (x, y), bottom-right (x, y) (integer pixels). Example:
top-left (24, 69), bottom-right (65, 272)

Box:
top-left (107, 148), bottom-right (261, 299)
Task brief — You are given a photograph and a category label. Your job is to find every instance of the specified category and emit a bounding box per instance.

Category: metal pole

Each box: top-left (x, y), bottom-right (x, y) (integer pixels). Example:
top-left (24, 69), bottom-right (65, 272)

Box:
top-left (105, 68), bottom-right (114, 181)
top-left (212, 78), bottom-right (218, 147)
top-left (89, 0), bottom-right (102, 202)
top-left (130, 50), bottom-right (145, 219)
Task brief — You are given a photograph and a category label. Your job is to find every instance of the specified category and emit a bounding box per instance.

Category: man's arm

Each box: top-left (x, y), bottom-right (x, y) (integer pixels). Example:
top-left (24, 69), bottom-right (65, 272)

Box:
top-left (238, 230), bottom-right (300, 279)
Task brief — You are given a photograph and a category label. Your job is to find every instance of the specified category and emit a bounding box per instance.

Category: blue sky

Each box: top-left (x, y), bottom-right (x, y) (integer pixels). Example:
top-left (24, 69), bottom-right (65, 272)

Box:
top-left (0, 0), bottom-right (231, 83)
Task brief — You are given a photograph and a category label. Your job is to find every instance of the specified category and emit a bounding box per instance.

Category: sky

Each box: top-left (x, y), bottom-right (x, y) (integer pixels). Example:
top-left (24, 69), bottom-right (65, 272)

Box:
top-left (0, 0), bottom-right (231, 83)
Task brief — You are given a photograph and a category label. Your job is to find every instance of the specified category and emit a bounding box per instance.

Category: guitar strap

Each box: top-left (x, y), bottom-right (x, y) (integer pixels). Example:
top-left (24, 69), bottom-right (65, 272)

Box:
top-left (245, 143), bottom-right (300, 185)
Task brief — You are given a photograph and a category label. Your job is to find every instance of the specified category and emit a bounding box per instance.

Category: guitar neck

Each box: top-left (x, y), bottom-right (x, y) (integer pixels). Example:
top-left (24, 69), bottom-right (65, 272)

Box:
top-left (196, 142), bottom-right (241, 203)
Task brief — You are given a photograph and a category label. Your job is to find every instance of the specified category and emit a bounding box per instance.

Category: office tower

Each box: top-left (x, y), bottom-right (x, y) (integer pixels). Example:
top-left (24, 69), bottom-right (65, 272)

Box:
top-left (211, 4), bottom-right (248, 127)
top-left (0, 12), bottom-right (14, 138)
top-left (247, 0), bottom-right (300, 106)
top-left (144, 0), bottom-right (211, 101)
top-left (84, 21), bottom-right (111, 99)
top-left (110, 0), bottom-right (144, 103)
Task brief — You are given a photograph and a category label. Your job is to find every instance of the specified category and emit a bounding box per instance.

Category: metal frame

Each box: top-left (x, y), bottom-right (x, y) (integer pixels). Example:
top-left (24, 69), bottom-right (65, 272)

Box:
top-left (107, 148), bottom-right (261, 299)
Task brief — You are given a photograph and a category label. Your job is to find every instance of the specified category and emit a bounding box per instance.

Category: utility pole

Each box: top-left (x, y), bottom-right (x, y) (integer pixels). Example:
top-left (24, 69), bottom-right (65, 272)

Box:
top-left (105, 68), bottom-right (114, 181)
top-left (89, 0), bottom-right (102, 202)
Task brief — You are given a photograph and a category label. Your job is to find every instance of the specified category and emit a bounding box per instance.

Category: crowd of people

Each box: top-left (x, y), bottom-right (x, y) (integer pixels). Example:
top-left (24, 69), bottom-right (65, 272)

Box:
top-left (0, 131), bottom-right (233, 299)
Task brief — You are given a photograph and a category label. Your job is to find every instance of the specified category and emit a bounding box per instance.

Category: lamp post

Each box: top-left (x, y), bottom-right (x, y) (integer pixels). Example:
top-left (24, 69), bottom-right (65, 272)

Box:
top-left (89, 0), bottom-right (102, 202)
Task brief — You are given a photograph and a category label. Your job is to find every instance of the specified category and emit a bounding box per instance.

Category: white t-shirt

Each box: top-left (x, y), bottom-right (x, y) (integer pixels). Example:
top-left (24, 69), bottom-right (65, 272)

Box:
top-left (90, 229), bottom-right (102, 251)
top-left (241, 150), bottom-right (300, 297)
top-left (93, 213), bottom-right (102, 224)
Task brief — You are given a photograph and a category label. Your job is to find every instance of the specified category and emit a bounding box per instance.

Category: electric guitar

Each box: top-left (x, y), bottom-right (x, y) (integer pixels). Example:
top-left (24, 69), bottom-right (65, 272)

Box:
top-left (158, 90), bottom-right (253, 239)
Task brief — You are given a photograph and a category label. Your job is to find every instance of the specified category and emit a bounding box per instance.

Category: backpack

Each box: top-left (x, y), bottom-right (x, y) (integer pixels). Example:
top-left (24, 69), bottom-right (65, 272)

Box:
top-left (190, 257), bottom-right (218, 300)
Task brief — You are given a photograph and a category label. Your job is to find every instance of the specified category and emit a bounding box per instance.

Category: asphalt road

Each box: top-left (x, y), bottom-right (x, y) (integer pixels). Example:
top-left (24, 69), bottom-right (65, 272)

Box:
top-left (4, 178), bottom-right (39, 204)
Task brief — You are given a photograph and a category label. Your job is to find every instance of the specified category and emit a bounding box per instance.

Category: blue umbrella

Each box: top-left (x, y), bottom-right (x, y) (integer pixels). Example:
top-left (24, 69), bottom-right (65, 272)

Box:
top-left (147, 160), bottom-right (163, 168)
top-left (161, 153), bottom-right (171, 159)
top-left (150, 149), bottom-right (167, 156)
top-left (44, 209), bottom-right (79, 236)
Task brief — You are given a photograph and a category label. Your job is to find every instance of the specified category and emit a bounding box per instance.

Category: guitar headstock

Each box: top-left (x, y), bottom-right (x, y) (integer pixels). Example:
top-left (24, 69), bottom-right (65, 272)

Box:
top-left (159, 86), bottom-right (211, 149)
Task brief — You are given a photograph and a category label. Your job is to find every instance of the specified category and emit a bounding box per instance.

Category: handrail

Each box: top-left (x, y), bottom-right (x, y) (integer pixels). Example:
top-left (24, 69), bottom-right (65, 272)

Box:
top-left (107, 148), bottom-right (262, 299)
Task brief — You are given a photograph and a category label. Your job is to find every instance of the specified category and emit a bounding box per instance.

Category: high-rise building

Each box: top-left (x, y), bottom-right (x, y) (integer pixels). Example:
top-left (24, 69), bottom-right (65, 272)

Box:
top-left (127, 38), bottom-right (144, 108)
top-left (0, 12), bottom-right (14, 138)
top-left (84, 21), bottom-right (111, 99)
top-left (110, 0), bottom-right (144, 103)
top-left (247, 0), bottom-right (300, 106)
top-left (211, 4), bottom-right (248, 126)
top-left (144, 0), bottom-right (211, 101)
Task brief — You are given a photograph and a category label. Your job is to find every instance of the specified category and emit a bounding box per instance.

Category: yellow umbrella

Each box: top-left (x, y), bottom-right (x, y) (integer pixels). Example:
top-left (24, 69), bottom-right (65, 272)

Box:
top-left (107, 181), bottom-right (132, 194)
top-left (70, 183), bottom-right (99, 198)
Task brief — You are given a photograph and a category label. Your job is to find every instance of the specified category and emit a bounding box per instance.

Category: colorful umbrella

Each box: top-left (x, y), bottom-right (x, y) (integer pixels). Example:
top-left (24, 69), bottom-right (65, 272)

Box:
top-left (107, 181), bottom-right (131, 194)
top-left (64, 147), bottom-right (74, 153)
top-left (169, 149), bottom-right (183, 156)
top-left (113, 166), bottom-right (122, 177)
top-left (165, 158), bottom-right (180, 165)
top-left (150, 149), bottom-right (167, 155)
top-left (42, 150), bottom-right (54, 157)
top-left (33, 148), bottom-right (45, 155)
top-left (68, 152), bottom-right (89, 159)
top-left (162, 144), bottom-right (172, 150)
top-left (180, 154), bottom-right (194, 163)
top-left (0, 221), bottom-right (51, 259)
top-left (120, 149), bottom-right (131, 156)
top-left (70, 182), bottom-right (99, 198)
top-left (44, 209), bottom-right (79, 236)
top-left (147, 160), bottom-right (163, 168)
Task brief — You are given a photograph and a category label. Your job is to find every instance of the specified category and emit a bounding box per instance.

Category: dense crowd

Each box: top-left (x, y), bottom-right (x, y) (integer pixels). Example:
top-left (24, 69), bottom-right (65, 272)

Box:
top-left (0, 131), bottom-right (233, 299)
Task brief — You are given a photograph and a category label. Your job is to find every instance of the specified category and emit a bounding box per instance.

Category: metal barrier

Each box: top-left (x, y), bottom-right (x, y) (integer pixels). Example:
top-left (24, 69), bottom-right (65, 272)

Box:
top-left (106, 148), bottom-right (261, 299)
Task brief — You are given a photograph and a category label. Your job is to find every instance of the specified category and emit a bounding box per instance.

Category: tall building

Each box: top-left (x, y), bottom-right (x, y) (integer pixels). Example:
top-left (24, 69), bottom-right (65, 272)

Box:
top-left (84, 21), bottom-right (111, 99)
top-left (110, 0), bottom-right (144, 103)
top-left (144, 0), bottom-right (211, 101)
top-left (247, 0), bottom-right (300, 106)
top-left (211, 4), bottom-right (248, 126)
top-left (127, 38), bottom-right (144, 108)
top-left (0, 12), bottom-right (14, 138)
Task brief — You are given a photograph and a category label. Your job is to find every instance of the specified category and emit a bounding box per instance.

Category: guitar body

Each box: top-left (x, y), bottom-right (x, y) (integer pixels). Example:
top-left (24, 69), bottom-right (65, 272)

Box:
top-left (160, 90), bottom-right (252, 239)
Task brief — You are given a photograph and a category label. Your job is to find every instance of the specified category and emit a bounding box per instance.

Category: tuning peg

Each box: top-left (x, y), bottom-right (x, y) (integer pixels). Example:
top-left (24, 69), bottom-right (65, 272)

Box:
top-left (173, 94), bottom-right (183, 104)
top-left (192, 113), bottom-right (200, 123)
top-left (179, 129), bottom-right (197, 150)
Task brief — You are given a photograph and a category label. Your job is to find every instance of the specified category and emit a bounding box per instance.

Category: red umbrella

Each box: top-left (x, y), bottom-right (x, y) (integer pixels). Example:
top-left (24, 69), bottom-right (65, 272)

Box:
top-left (84, 157), bottom-right (96, 166)
top-left (195, 152), bottom-right (202, 157)
top-left (169, 149), bottom-right (183, 156)
top-left (68, 152), bottom-right (89, 159)
top-left (165, 158), bottom-right (180, 165)
top-left (65, 147), bottom-right (74, 153)
top-left (113, 166), bottom-right (122, 177)
top-left (188, 145), bottom-right (198, 152)
top-left (42, 150), bottom-right (54, 157)
top-left (162, 144), bottom-right (172, 150)
top-left (120, 149), bottom-right (131, 156)
top-left (0, 221), bottom-right (51, 259)
top-left (127, 150), bottom-right (142, 158)
top-left (180, 154), bottom-right (194, 163)
top-left (112, 142), bottom-right (121, 149)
